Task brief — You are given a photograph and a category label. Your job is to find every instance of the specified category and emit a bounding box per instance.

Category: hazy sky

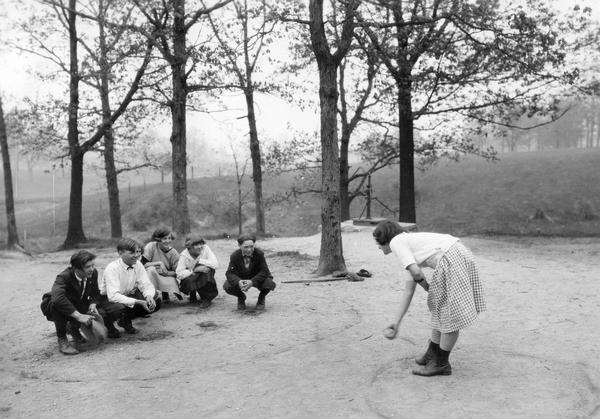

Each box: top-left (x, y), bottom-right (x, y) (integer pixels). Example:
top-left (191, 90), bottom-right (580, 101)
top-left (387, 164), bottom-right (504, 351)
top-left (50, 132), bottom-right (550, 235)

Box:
top-left (0, 0), bottom-right (597, 144)
top-left (1, 0), bottom-right (598, 101)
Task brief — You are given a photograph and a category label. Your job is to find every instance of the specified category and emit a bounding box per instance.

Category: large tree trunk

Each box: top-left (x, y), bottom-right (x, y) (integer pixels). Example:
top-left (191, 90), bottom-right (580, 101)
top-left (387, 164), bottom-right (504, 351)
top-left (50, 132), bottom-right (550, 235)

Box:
top-left (65, 150), bottom-right (86, 247)
top-left (64, 0), bottom-right (87, 247)
top-left (0, 97), bottom-right (20, 247)
top-left (98, 2), bottom-right (122, 238)
top-left (308, 0), bottom-right (356, 276)
top-left (316, 65), bottom-right (346, 275)
top-left (170, 0), bottom-right (190, 235)
top-left (244, 89), bottom-right (265, 236)
top-left (397, 74), bottom-right (416, 223)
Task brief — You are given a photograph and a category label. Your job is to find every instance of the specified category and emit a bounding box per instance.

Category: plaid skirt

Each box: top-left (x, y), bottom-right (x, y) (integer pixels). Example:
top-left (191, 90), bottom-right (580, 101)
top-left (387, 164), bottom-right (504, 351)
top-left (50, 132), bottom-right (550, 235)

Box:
top-left (428, 242), bottom-right (486, 333)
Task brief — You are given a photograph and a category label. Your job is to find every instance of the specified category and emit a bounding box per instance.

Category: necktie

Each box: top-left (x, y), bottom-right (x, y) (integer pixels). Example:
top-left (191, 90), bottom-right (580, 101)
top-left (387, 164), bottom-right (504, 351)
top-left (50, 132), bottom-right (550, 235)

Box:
top-left (80, 279), bottom-right (86, 298)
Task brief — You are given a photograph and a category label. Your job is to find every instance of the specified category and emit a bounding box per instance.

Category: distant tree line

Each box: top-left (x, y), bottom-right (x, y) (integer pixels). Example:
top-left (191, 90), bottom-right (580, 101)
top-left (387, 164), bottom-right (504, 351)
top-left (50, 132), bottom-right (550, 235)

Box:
top-left (499, 98), bottom-right (600, 152)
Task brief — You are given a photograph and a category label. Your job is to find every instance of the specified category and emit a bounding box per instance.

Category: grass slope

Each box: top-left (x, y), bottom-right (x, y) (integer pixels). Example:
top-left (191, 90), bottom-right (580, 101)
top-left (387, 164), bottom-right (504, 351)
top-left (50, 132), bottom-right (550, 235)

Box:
top-left (412, 148), bottom-right (600, 235)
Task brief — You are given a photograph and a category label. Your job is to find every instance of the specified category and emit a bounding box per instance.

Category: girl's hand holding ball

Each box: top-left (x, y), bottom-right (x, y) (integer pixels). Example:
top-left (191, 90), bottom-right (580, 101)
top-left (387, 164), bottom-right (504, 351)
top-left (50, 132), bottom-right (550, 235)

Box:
top-left (383, 324), bottom-right (398, 340)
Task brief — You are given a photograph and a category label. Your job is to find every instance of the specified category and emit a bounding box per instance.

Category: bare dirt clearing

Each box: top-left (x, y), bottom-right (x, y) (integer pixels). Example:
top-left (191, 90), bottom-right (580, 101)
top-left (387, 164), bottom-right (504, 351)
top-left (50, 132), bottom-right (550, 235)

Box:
top-left (0, 231), bottom-right (599, 418)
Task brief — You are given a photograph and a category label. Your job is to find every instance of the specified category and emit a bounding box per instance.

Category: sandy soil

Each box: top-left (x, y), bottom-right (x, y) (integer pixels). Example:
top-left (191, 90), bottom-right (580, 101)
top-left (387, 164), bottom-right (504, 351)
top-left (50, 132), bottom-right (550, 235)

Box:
top-left (0, 230), bottom-right (599, 418)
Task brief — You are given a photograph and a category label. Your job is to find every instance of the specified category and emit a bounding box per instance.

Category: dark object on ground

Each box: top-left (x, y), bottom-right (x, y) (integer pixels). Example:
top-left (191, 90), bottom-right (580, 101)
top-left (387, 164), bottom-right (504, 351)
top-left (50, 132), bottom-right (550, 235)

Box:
top-left (346, 272), bottom-right (364, 282)
top-left (356, 269), bottom-right (372, 278)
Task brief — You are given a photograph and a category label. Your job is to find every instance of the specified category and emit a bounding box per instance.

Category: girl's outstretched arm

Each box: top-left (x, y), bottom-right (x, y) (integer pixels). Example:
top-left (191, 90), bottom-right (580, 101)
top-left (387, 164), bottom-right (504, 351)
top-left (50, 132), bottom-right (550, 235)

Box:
top-left (384, 278), bottom-right (417, 339)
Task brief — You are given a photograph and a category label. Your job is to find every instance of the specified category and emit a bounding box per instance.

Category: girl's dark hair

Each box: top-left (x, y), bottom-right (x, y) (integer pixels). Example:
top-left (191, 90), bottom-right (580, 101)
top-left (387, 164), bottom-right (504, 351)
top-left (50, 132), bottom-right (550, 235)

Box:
top-left (151, 227), bottom-right (173, 242)
top-left (237, 233), bottom-right (257, 245)
top-left (117, 238), bottom-right (142, 253)
top-left (372, 220), bottom-right (404, 245)
top-left (185, 236), bottom-right (206, 248)
top-left (70, 250), bottom-right (96, 270)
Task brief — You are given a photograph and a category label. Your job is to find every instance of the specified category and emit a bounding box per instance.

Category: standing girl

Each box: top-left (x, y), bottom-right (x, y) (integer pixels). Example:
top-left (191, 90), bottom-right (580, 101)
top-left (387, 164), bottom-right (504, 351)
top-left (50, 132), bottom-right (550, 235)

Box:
top-left (373, 220), bottom-right (486, 376)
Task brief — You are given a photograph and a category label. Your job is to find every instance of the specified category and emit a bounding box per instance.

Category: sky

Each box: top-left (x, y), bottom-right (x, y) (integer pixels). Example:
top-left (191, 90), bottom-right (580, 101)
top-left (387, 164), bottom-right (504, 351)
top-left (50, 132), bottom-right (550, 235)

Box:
top-left (1, 0), bottom-right (598, 96)
top-left (1, 0), bottom-right (598, 102)
top-left (0, 0), bottom-right (598, 165)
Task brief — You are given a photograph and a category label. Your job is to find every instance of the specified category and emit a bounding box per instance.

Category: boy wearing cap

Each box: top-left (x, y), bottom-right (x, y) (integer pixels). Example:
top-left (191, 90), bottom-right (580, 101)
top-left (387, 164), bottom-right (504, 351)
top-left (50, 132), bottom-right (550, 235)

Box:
top-left (223, 233), bottom-right (276, 310)
top-left (44, 250), bottom-right (110, 355)
top-left (176, 236), bottom-right (219, 308)
top-left (98, 238), bottom-right (161, 334)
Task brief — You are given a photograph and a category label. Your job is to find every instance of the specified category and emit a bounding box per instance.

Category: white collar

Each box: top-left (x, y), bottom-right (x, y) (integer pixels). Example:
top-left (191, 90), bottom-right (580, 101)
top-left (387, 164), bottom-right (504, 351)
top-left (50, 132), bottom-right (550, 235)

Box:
top-left (118, 258), bottom-right (136, 271)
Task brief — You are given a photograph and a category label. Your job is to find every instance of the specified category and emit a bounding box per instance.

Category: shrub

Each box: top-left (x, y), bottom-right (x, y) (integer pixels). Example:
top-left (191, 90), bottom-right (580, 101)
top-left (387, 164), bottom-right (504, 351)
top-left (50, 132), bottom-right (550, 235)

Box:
top-left (574, 200), bottom-right (597, 221)
top-left (126, 194), bottom-right (174, 231)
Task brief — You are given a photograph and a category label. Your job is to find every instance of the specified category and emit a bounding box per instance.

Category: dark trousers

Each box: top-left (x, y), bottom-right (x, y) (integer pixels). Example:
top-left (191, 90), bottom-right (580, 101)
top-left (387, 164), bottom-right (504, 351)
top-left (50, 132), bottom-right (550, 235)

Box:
top-left (180, 270), bottom-right (218, 302)
top-left (51, 309), bottom-right (80, 339)
top-left (51, 304), bottom-right (109, 338)
top-left (98, 289), bottom-right (161, 324)
top-left (224, 284), bottom-right (270, 302)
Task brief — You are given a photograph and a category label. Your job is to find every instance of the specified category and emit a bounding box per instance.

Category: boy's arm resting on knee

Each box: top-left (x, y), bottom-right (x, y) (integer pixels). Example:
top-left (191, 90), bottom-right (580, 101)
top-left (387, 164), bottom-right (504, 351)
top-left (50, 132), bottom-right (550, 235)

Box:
top-left (197, 245), bottom-right (219, 270)
top-left (250, 252), bottom-right (273, 287)
top-left (175, 256), bottom-right (194, 281)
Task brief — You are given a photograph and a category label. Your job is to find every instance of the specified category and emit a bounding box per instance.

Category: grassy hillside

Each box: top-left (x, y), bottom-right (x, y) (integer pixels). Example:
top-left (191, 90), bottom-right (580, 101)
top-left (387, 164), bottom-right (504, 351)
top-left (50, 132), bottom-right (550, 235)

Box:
top-left (2, 147), bottom-right (600, 251)
top-left (413, 148), bottom-right (600, 235)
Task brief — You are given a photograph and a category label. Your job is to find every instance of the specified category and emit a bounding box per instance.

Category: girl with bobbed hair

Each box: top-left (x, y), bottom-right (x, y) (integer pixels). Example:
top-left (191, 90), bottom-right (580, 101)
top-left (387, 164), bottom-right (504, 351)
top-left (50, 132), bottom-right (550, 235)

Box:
top-left (373, 220), bottom-right (486, 377)
top-left (141, 228), bottom-right (182, 302)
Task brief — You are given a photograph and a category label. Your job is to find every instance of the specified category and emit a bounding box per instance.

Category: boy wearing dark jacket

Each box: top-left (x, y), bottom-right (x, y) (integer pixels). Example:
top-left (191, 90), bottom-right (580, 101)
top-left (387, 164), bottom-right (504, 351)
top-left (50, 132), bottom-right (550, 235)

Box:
top-left (223, 234), bottom-right (276, 310)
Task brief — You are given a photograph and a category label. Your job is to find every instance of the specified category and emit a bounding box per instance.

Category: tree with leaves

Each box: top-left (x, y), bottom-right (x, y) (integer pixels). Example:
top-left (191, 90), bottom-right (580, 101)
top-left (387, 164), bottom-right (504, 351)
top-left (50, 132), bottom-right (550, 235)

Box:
top-left (15, 0), bottom-right (153, 247)
top-left (356, 0), bottom-right (586, 222)
top-left (84, 0), bottom-right (158, 239)
top-left (205, 0), bottom-right (284, 236)
top-left (306, 0), bottom-right (360, 275)
top-left (133, 0), bottom-right (233, 235)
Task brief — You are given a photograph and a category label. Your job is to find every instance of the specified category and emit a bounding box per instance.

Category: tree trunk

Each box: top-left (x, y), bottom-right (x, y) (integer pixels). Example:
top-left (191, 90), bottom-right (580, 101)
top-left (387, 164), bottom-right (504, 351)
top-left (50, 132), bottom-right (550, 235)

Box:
top-left (308, 0), bottom-right (357, 276)
top-left (316, 64), bottom-right (346, 275)
top-left (0, 97), bottom-right (20, 247)
top-left (64, 149), bottom-right (87, 247)
top-left (170, 0), bottom-right (190, 235)
top-left (339, 125), bottom-right (351, 221)
top-left (596, 111), bottom-right (600, 147)
top-left (397, 72), bottom-right (416, 223)
top-left (103, 133), bottom-right (121, 238)
top-left (238, 179), bottom-right (243, 236)
top-left (244, 89), bottom-right (265, 236)
top-left (64, 0), bottom-right (87, 247)
top-left (98, 2), bottom-right (122, 238)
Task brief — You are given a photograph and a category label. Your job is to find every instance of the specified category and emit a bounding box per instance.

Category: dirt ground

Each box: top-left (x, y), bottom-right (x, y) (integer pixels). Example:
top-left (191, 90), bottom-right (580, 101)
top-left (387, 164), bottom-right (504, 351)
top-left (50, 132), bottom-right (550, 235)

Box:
top-left (0, 229), bottom-right (599, 418)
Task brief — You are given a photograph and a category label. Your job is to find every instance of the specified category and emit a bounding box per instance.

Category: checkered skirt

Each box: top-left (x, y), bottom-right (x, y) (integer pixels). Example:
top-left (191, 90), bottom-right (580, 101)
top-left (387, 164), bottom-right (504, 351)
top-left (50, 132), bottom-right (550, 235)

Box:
top-left (428, 242), bottom-right (486, 333)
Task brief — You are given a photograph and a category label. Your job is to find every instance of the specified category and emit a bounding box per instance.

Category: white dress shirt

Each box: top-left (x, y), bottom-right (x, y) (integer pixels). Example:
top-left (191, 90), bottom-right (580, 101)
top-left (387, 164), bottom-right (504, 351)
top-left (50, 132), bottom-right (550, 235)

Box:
top-left (101, 258), bottom-right (156, 307)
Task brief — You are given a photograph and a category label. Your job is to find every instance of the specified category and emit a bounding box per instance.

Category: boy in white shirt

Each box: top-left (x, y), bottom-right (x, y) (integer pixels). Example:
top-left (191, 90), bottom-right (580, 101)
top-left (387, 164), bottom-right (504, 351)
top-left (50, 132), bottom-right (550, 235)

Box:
top-left (99, 238), bottom-right (161, 335)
